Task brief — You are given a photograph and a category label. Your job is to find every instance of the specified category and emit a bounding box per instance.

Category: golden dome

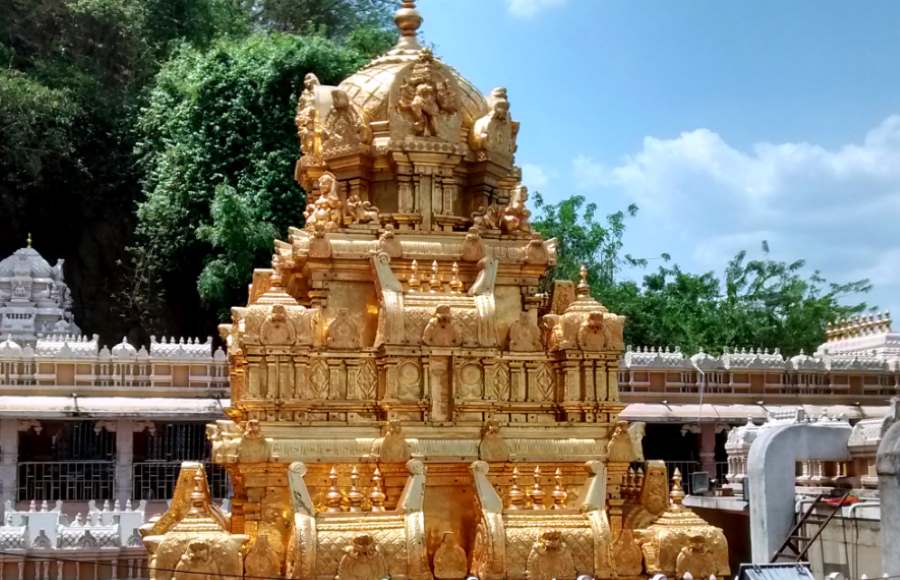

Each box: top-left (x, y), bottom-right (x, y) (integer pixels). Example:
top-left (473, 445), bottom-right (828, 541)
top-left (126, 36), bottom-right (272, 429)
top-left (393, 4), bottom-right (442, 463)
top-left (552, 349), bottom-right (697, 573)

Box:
top-left (338, 1), bottom-right (489, 128)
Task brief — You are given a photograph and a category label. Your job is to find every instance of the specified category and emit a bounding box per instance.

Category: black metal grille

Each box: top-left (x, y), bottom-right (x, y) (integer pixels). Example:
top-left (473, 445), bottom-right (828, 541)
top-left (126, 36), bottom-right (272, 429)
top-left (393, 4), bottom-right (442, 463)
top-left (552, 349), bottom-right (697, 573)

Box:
top-left (17, 461), bottom-right (115, 501)
top-left (131, 461), bottom-right (229, 500)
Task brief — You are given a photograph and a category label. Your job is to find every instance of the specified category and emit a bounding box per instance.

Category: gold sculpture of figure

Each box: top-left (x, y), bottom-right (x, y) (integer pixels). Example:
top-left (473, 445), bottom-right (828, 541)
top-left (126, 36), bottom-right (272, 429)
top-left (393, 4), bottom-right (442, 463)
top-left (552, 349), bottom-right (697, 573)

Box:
top-left (500, 184), bottom-right (531, 234)
top-left (508, 311), bottom-right (542, 352)
top-left (397, 48), bottom-right (456, 137)
top-left (433, 531), bottom-right (468, 579)
top-left (470, 87), bottom-right (519, 158)
top-left (400, 81), bottom-right (440, 137)
top-left (525, 531), bottom-right (577, 580)
top-left (323, 88), bottom-right (371, 152)
top-left (174, 540), bottom-right (219, 580)
top-left (472, 203), bottom-right (501, 231)
top-left (237, 419), bottom-right (271, 463)
top-left (478, 420), bottom-right (510, 462)
top-left (344, 191), bottom-right (380, 225)
top-left (577, 311), bottom-right (606, 351)
top-left (423, 304), bottom-right (462, 347)
top-left (607, 421), bottom-right (636, 463)
top-left (306, 172), bottom-right (343, 230)
top-left (295, 72), bottom-right (322, 160)
top-left (675, 534), bottom-right (717, 580)
top-left (336, 534), bottom-right (389, 580)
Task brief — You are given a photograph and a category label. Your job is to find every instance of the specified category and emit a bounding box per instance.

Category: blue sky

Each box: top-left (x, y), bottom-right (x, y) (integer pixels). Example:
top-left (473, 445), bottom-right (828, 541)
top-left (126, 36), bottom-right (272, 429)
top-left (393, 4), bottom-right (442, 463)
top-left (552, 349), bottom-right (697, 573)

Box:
top-left (421, 0), bottom-right (900, 325)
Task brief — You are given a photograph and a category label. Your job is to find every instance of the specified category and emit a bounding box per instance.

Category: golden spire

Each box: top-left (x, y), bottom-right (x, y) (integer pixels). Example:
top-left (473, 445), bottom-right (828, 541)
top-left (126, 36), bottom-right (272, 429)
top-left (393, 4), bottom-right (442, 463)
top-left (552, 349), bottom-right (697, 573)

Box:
top-left (576, 264), bottom-right (591, 297)
top-left (670, 468), bottom-right (685, 508)
top-left (507, 466), bottom-right (525, 510)
top-left (369, 466), bottom-right (386, 512)
top-left (394, 0), bottom-right (423, 50)
top-left (26, 233), bottom-right (32, 248)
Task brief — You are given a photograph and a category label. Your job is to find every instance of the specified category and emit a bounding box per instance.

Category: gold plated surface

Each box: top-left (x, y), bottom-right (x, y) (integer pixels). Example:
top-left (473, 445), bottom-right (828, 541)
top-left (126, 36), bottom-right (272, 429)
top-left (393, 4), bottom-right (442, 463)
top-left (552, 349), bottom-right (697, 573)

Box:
top-left (144, 1), bottom-right (729, 577)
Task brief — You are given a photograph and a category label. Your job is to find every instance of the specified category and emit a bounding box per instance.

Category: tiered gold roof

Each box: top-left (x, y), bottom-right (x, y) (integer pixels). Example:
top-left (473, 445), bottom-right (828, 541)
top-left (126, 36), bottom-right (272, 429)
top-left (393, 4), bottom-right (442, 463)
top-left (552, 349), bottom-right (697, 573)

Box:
top-left (143, 3), bottom-right (730, 578)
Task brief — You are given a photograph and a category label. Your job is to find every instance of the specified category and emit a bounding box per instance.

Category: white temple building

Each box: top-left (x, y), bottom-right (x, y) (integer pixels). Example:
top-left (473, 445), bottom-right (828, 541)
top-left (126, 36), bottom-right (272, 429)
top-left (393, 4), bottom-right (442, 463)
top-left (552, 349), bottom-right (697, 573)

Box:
top-left (0, 239), bottom-right (80, 343)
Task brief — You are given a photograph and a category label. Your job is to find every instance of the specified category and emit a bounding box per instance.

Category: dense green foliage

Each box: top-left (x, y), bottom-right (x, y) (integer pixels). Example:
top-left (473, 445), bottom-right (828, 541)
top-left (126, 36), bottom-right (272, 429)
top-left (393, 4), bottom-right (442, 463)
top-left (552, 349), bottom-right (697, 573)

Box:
top-left (132, 33), bottom-right (387, 326)
top-left (0, 0), bottom-right (394, 341)
top-left (533, 195), bottom-right (871, 356)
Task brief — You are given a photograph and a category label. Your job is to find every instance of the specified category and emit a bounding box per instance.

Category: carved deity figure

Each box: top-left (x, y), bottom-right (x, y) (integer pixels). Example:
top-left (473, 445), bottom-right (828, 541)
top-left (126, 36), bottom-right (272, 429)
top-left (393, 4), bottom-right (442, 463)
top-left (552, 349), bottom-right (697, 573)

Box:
top-left (500, 184), bottom-right (531, 234)
top-left (422, 304), bottom-right (462, 347)
top-left (260, 304), bottom-right (296, 346)
top-left (344, 192), bottom-right (380, 226)
top-left (336, 534), bottom-right (388, 580)
top-left (478, 421), bottom-right (509, 462)
top-left (377, 421), bottom-right (411, 463)
top-left (607, 421), bottom-right (636, 463)
top-left (174, 540), bottom-right (220, 580)
top-left (675, 535), bottom-right (717, 580)
top-left (397, 49), bottom-right (456, 137)
top-left (472, 203), bottom-right (501, 231)
top-left (305, 172), bottom-right (343, 230)
top-left (628, 422), bottom-right (647, 462)
top-left (377, 225), bottom-right (402, 258)
top-left (326, 308), bottom-right (361, 350)
top-left (525, 531), bottom-right (577, 580)
top-left (295, 73), bottom-right (322, 159)
top-left (323, 88), bottom-right (370, 152)
top-left (237, 419), bottom-right (271, 463)
top-left (470, 87), bottom-right (519, 157)
top-left (508, 311), bottom-right (542, 352)
top-left (577, 311), bottom-right (606, 351)
top-left (433, 532), bottom-right (468, 579)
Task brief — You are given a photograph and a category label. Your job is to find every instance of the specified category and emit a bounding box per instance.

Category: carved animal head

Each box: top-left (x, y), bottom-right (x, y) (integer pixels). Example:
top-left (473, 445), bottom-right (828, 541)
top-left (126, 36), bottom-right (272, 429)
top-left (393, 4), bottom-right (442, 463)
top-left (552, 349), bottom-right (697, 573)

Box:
top-left (586, 311), bottom-right (604, 331)
top-left (434, 304), bottom-right (453, 327)
top-left (350, 534), bottom-right (377, 557)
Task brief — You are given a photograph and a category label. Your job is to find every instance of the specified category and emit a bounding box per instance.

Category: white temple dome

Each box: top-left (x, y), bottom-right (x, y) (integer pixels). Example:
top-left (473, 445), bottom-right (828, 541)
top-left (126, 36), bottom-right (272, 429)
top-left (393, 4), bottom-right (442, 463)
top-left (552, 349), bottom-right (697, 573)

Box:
top-left (0, 239), bottom-right (80, 344)
top-left (111, 337), bottom-right (137, 357)
top-left (0, 247), bottom-right (54, 279)
top-left (0, 336), bottom-right (23, 355)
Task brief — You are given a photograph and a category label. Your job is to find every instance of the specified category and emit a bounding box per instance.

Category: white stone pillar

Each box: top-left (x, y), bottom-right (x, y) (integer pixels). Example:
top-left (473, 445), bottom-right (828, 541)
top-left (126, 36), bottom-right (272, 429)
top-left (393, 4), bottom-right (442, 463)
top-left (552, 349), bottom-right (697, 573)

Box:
top-left (114, 420), bottom-right (135, 506)
top-left (0, 420), bottom-right (18, 508)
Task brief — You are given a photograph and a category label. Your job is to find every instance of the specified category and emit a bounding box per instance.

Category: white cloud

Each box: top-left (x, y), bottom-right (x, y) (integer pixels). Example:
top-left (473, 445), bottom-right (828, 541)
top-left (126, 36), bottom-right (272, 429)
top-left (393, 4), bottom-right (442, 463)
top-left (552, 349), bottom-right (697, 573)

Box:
top-left (572, 115), bottom-right (900, 312)
top-left (521, 162), bottom-right (552, 191)
top-left (506, 0), bottom-right (567, 19)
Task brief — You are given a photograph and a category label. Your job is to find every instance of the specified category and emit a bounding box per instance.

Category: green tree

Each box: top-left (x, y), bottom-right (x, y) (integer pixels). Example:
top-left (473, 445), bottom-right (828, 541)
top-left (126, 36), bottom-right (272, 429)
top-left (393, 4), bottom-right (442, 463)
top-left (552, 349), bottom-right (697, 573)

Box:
top-left (131, 33), bottom-right (382, 331)
top-left (532, 195), bottom-right (872, 355)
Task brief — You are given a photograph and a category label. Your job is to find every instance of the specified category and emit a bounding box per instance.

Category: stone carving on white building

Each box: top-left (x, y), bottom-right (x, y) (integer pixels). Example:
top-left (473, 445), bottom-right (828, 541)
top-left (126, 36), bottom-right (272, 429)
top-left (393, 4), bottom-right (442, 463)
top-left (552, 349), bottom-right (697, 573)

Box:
top-left (0, 240), bottom-right (80, 343)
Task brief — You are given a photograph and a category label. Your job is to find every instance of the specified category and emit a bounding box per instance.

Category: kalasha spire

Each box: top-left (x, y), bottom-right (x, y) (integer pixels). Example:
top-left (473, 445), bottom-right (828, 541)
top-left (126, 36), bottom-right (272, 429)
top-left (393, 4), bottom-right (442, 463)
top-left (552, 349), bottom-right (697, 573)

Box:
top-left (394, 0), bottom-right (423, 50)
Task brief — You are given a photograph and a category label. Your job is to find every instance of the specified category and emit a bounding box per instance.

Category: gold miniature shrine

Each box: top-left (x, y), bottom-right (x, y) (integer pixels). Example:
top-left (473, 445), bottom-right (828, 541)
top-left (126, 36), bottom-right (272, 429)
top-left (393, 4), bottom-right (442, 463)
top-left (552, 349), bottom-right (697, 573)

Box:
top-left (144, 2), bottom-right (730, 578)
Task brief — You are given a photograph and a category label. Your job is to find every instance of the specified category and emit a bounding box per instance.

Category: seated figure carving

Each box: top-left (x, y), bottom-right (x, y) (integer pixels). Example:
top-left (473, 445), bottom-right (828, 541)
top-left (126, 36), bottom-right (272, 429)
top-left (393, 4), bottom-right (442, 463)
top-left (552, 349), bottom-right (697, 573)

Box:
top-left (422, 304), bottom-right (462, 347)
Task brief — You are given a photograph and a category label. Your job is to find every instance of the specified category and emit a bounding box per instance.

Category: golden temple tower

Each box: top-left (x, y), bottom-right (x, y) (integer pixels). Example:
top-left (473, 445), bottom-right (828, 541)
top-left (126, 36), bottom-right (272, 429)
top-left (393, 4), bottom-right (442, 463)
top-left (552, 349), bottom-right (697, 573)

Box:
top-left (142, 2), bottom-right (730, 578)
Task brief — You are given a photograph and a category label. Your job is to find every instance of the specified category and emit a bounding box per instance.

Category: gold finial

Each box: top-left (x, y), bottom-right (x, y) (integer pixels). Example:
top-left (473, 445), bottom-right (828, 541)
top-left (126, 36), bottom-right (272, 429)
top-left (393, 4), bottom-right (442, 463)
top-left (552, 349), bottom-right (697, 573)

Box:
top-left (576, 264), bottom-right (590, 297)
top-left (394, 0), bottom-right (423, 49)
top-left (325, 466), bottom-right (343, 512)
top-left (635, 466), bottom-right (645, 495)
top-left (26, 233), bottom-right (32, 248)
top-left (528, 466), bottom-right (546, 510)
top-left (670, 468), bottom-right (685, 508)
top-left (429, 260), bottom-right (442, 292)
top-left (188, 470), bottom-right (207, 515)
top-left (508, 466), bottom-right (526, 510)
top-left (408, 259), bottom-right (420, 291)
top-left (449, 262), bottom-right (463, 293)
top-left (551, 467), bottom-right (568, 509)
top-left (369, 466), bottom-right (386, 512)
top-left (348, 465), bottom-right (364, 512)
